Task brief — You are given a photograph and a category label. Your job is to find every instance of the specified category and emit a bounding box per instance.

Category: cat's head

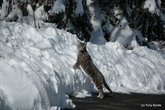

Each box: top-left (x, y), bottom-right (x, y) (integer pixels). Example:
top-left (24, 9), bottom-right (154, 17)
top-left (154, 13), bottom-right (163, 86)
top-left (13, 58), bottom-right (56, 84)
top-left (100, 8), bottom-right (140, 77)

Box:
top-left (78, 41), bottom-right (87, 51)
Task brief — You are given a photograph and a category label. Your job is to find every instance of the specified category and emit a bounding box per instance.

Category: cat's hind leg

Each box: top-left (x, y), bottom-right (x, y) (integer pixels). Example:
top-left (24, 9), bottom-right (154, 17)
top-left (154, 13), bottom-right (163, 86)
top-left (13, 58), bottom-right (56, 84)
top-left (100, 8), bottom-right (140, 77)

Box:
top-left (97, 90), bottom-right (104, 99)
top-left (96, 85), bottom-right (104, 99)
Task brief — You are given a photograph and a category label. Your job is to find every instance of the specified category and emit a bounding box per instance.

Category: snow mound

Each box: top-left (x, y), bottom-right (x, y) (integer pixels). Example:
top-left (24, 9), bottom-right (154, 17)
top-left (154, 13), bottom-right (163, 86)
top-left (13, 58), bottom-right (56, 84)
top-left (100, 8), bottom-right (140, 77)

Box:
top-left (0, 21), bottom-right (165, 110)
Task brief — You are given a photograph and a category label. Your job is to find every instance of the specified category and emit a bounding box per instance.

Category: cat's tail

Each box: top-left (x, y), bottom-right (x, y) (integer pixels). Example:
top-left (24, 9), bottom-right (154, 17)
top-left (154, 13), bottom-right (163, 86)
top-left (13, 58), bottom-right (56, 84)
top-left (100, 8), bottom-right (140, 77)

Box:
top-left (103, 77), bottom-right (113, 95)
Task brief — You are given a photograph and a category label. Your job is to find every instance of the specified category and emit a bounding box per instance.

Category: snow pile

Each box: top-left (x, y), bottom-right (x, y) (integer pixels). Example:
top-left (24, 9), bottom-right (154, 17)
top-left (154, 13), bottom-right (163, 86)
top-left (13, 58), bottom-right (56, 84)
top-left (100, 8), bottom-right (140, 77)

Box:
top-left (0, 61), bottom-right (39, 110)
top-left (88, 42), bottom-right (165, 93)
top-left (0, 21), bottom-right (165, 110)
top-left (0, 21), bottom-right (78, 110)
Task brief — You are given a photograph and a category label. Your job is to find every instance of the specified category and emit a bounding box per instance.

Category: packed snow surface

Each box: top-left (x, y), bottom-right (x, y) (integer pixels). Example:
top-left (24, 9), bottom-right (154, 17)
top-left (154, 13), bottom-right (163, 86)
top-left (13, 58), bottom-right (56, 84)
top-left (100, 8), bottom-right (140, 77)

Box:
top-left (0, 21), bottom-right (165, 110)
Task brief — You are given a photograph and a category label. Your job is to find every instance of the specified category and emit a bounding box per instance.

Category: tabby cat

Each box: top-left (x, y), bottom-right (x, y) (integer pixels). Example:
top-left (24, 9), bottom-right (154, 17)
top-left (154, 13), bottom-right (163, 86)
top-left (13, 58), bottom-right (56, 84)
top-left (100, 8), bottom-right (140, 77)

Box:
top-left (73, 41), bottom-right (112, 98)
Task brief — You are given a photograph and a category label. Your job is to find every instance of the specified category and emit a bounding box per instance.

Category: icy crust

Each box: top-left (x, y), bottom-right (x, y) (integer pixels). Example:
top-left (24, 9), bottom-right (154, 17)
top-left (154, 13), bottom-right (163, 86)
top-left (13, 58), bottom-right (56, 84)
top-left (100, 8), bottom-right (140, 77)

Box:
top-left (0, 21), bottom-right (165, 110)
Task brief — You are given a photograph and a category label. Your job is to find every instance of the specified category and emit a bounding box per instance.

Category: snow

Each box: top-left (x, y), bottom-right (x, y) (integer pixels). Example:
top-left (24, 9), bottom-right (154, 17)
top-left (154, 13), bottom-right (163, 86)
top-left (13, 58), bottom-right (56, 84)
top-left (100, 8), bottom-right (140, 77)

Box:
top-left (22, 4), bottom-right (34, 26)
top-left (88, 43), bottom-right (165, 93)
top-left (52, 0), bottom-right (65, 14)
top-left (6, 4), bottom-right (23, 22)
top-left (87, 0), bottom-right (107, 45)
top-left (75, 0), bottom-right (84, 16)
top-left (144, 0), bottom-right (158, 13)
top-left (0, 0), bottom-right (9, 20)
top-left (110, 17), bottom-right (141, 48)
top-left (0, 61), bottom-right (39, 110)
top-left (0, 21), bottom-right (165, 110)
top-left (34, 5), bottom-right (48, 28)
top-left (27, 4), bottom-right (34, 16)
top-left (144, 0), bottom-right (165, 22)
top-left (0, 21), bottom-right (76, 110)
top-left (22, 4), bottom-right (48, 28)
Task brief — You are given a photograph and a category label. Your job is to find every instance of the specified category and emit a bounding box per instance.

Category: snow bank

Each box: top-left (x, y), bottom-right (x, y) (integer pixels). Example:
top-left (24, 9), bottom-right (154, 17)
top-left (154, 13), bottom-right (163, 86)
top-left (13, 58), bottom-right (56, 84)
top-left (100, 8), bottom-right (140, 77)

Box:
top-left (88, 42), bottom-right (165, 93)
top-left (0, 21), bottom-right (165, 110)
top-left (0, 21), bottom-right (78, 110)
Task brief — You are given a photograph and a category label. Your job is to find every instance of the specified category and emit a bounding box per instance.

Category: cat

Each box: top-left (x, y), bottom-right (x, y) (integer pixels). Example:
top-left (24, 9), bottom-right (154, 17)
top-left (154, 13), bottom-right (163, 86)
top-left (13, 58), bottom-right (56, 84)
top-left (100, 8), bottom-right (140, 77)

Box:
top-left (73, 41), bottom-right (112, 98)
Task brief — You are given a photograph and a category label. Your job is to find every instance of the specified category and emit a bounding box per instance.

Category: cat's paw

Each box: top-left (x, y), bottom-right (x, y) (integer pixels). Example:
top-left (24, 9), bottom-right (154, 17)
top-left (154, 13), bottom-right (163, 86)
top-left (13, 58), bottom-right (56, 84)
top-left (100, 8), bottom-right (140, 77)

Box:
top-left (72, 64), bottom-right (78, 70)
top-left (97, 94), bottom-right (104, 99)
